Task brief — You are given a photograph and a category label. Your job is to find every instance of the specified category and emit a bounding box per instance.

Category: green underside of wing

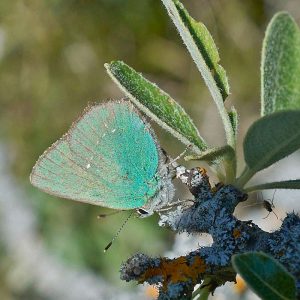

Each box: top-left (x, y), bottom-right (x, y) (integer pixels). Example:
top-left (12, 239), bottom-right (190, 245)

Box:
top-left (31, 101), bottom-right (162, 210)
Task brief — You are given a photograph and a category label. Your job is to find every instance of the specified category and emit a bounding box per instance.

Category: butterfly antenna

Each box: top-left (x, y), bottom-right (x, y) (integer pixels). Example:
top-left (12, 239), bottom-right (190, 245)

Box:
top-left (103, 211), bottom-right (134, 252)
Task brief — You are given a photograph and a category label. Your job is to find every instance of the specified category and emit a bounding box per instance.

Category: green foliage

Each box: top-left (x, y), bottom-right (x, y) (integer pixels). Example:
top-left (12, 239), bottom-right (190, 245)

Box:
top-left (261, 12), bottom-right (300, 115)
top-left (191, 277), bottom-right (211, 300)
top-left (171, 0), bottom-right (229, 100)
top-left (104, 5), bottom-right (300, 298)
top-left (105, 60), bottom-right (208, 152)
top-left (228, 107), bottom-right (238, 140)
top-left (232, 252), bottom-right (296, 300)
top-left (3, 0), bottom-right (300, 298)
top-left (106, 4), bottom-right (300, 194)
top-left (236, 111), bottom-right (300, 187)
top-left (185, 145), bottom-right (234, 163)
top-left (160, 0), bottom-right (235, 148)
top-left (245, 179), bottom-right (300, 193)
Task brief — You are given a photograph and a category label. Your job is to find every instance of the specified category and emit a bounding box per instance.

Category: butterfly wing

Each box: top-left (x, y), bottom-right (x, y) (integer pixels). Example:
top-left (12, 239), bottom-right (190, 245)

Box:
top-left (30, 100), bottom-right (161, 210)
top-left (30, 136), bottom-right (109, 205)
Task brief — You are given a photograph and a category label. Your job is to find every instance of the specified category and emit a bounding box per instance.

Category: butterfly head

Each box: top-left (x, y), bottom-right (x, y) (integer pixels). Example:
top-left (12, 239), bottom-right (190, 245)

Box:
top-left (137, 163), bottom-right (175, 218)
top-left (136, 208), bottom-right (152, 218)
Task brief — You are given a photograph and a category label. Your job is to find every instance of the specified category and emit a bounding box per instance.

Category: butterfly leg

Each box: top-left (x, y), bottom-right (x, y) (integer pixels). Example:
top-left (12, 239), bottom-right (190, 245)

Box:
top-left (158, 199), bottom-right (195, 212)
top-left (157, 199), bottom-right (195, 213)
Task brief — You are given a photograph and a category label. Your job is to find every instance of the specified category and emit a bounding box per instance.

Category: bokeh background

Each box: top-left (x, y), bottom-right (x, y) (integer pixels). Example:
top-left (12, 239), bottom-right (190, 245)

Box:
top-left (0, 0), bottom-right (300, 299)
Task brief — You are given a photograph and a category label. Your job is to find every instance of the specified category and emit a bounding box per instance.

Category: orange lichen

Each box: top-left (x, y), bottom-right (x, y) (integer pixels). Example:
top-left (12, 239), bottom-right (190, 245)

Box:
top-left (197, 167), bottom-right (207, 175)
top-left (277, 251), bottom-right (284, 257)
top-left (140, 256), bottom-right (206, 290)
top-left (233, 228), bottom-right (241, 239)
top-left (234, 274), bottom-right (247, 294)
top-left (145, 285), bottom-right (159, 299)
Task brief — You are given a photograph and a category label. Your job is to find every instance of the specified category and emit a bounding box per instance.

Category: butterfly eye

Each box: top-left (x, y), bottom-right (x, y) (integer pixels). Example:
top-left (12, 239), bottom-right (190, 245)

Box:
top-left (137, 208), bottom-right (151, 218)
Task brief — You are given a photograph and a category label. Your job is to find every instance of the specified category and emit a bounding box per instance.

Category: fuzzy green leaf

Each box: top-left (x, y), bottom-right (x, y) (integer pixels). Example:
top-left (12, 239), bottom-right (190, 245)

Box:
top-left (161, 0), bottom-right (234, 148)
top-left (246, 179), bottom-right (300, 193)
top-left (228, 106), bottom-right (238, 139)
top-left (243, 110), bottom-right (300, 176)
top-left (185, 145), bottom-right (234, 163)
top-left (261, 12), bottom-right (300, 115)
top-left (232, 252), bottom-right (296, 300)
top-left (166, 0), bottom-right (229, 100)
top-left (105, 61), bottom-right (207, 152)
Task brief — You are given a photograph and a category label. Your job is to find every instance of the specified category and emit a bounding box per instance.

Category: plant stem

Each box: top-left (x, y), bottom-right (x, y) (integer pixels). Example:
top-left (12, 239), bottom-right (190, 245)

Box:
top-left (223, 154), bottom-right (237, 184)
top-left (245, 179), bottom-right (300, 193)
top-left (199, 287), bottom-right (210, 300)
top-left (234, 166), bottom-right (255, 190)
top-left (192, 278), bottom-right (211, 300)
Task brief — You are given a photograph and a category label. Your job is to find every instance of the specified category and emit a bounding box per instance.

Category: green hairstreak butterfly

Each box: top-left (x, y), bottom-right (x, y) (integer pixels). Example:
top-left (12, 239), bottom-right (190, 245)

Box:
top-left (30, 100), bottom-right (175, 217)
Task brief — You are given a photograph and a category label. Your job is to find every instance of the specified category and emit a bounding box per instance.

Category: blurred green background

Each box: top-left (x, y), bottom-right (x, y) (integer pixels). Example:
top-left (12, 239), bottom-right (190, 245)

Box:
top-left (0, 0), bottom-right (299, 299)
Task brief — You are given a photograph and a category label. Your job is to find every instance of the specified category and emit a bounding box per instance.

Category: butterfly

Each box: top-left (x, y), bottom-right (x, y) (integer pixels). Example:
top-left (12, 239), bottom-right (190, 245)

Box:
top-left (30, 100), bottom-right (175, 217)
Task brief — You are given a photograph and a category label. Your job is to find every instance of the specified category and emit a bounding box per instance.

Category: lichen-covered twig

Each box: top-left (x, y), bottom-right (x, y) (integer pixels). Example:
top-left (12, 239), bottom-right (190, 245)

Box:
top-left (120, 166), bottom-right (300, 299)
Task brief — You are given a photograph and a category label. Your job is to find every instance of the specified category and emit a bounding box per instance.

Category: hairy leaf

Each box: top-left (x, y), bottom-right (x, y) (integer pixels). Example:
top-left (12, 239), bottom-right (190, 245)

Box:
top-left (261, 12), bottom-right (300, 115)
top-left (228, 106), bottom-right (238, 139)
top-left (161, 0), bottom-right (234, 147)
top-left (244, 110), bottom-right (300, 174)
top-left (232, 252), bottom-right (296, 300)
top-left (165, 0), bottom-right (229, 99)
top-left (105, 61), bottom-right (207, 152)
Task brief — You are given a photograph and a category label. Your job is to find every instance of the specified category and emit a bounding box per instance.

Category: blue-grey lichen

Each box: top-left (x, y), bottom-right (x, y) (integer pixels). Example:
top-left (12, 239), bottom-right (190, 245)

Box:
top-left (120, 166), bottom-right (300, 299)
top-left (268, 213), bottom-right (300, 289)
